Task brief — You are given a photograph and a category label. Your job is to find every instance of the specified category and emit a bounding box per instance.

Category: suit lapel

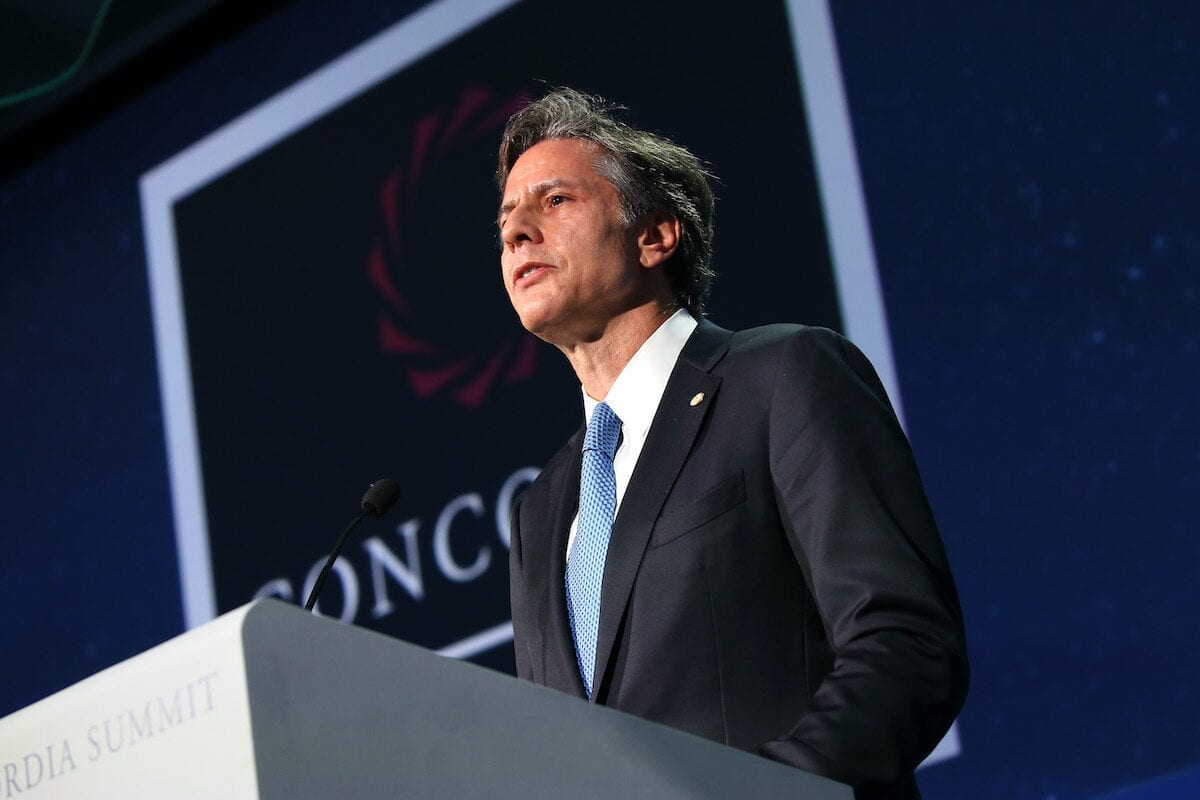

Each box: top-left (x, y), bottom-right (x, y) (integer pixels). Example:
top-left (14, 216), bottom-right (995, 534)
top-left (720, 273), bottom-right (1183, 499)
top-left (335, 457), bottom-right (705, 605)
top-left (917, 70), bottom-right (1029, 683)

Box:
top-left (591, 320), bottom-right (732, 702)
top-left (539, 428), bottom-right (588, 698)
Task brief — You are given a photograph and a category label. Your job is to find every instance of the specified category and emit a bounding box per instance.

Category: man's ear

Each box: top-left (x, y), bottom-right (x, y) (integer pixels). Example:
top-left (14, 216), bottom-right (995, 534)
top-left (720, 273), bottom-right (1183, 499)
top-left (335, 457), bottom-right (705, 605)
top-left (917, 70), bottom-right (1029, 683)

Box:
top-left (637, 212), bottom-right (681, 269)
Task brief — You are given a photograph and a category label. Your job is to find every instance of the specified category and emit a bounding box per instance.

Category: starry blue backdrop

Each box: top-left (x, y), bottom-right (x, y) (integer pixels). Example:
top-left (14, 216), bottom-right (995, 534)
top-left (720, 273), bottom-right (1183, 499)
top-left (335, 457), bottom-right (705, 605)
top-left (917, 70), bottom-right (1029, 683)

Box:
top-left (1, 2), bottom-right (1197, 798)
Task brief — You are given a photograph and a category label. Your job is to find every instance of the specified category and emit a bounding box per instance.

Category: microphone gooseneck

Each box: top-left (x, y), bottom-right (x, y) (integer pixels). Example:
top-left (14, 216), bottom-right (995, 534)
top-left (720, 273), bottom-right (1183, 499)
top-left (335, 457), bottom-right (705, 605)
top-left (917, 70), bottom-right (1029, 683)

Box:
top-left (304, 478), bottom-right (399, 612)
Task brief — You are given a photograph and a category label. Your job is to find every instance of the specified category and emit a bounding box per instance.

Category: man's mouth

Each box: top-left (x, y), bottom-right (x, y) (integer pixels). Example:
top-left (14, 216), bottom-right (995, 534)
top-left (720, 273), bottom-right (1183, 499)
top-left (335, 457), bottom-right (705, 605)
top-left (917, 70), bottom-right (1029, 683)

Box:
top-left (515, 262), bottom-right (551, 284)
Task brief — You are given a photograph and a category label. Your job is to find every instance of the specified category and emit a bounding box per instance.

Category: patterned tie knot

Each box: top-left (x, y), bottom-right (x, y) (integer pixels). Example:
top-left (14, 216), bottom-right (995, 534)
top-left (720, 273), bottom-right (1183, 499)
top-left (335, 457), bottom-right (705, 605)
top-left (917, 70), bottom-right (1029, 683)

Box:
top-left (584, 402), bottom-right (622, 459)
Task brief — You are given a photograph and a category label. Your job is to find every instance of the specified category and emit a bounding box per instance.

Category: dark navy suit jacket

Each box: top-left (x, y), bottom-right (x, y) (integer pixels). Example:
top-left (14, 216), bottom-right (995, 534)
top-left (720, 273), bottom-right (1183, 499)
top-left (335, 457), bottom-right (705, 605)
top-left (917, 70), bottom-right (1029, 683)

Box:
top-left (509, 320), bottom-right (968, 799)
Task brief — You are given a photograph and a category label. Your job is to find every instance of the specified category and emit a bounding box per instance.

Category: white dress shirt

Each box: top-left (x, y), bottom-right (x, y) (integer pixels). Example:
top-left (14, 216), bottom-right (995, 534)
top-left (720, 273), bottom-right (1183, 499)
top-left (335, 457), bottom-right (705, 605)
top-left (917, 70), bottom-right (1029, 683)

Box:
top-left (566, 309), bottom-right (699, 559)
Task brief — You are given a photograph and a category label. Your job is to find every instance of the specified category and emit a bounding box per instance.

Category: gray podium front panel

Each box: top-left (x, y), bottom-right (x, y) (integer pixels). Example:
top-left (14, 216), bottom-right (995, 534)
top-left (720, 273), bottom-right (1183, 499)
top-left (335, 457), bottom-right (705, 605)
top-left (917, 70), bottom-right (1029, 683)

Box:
top-left (242, 600), bottom-right (851, 799)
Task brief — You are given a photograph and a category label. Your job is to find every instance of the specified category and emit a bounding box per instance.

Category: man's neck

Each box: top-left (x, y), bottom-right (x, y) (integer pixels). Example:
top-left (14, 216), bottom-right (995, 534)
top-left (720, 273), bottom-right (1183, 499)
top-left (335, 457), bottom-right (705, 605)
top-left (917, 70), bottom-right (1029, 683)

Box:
top-left (560, 300), bottom-right (679, 400)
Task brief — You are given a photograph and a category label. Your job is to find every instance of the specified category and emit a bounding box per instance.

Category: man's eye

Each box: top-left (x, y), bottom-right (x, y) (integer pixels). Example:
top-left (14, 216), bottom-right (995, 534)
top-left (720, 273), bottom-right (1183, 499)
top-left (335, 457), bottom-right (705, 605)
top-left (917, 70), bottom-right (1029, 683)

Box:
top-left (549, 195), bottom-right (566, 207)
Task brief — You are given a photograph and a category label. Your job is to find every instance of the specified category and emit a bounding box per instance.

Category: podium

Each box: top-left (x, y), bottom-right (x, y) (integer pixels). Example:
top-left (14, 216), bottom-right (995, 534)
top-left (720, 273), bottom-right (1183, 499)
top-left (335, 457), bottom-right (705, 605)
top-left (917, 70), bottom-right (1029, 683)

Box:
top-left (0, 599), bottom-right (851, 798)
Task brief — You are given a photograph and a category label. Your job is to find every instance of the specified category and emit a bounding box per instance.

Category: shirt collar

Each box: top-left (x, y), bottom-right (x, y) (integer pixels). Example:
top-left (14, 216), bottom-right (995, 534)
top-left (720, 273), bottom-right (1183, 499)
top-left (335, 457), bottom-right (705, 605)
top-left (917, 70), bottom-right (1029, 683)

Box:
top-left (582, 308), bottom-right (698, 435)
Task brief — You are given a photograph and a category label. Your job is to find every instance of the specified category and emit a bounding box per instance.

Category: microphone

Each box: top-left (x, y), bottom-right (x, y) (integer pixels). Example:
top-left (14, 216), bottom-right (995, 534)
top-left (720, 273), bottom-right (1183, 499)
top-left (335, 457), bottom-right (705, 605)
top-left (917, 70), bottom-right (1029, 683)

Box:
top-left (361, 477), bottom-right (400, 516)
top-left (304, 478), bottom-right (400, 612)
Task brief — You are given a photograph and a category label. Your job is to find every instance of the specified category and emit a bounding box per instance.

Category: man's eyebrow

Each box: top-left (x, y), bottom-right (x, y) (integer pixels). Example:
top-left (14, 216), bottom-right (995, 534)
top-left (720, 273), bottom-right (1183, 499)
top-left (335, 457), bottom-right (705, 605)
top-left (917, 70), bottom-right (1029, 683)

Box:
top-left (497, 178), bottom-right (577, 226)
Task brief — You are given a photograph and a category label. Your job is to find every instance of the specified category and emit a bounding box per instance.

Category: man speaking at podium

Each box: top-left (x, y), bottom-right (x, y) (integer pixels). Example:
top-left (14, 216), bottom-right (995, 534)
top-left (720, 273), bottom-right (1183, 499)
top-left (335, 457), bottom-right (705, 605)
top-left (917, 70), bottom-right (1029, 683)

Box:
top-left (498, 89), bottom-right (967, 800)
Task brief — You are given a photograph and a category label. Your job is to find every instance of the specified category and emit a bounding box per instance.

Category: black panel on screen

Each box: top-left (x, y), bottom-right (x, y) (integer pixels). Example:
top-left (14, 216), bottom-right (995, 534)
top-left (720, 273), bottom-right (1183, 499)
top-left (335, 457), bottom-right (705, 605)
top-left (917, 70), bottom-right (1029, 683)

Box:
top-left (169, 0), bottom-right (836, 671)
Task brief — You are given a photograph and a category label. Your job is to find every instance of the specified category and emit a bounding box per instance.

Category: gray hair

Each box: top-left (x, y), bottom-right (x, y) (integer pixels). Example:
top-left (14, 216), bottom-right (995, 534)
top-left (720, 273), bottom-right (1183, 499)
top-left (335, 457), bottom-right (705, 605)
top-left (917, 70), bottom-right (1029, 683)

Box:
top-left (496, 88), bottom-right (716, 314)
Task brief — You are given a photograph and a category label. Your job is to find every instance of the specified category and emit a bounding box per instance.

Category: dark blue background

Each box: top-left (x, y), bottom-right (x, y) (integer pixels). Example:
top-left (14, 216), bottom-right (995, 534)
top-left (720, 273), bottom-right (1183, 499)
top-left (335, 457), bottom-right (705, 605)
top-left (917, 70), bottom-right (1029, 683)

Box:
top-left (1, 2), bottom-right (1197, 797)
top-left (831, 4), bottom-right (1200, 797)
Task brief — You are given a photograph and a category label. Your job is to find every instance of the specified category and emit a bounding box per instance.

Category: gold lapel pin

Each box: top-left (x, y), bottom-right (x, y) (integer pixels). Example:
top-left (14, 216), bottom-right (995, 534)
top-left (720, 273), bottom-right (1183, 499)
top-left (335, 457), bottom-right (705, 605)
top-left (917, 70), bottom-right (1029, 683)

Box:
top-left (690, 392), bottom-right (705, 407)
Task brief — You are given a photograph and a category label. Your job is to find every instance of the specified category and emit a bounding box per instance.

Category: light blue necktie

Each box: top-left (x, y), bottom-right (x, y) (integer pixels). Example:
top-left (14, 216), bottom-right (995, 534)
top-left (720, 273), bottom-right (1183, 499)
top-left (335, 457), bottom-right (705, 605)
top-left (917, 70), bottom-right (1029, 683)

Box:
top-left (566, 401), bottom-right (622, 698)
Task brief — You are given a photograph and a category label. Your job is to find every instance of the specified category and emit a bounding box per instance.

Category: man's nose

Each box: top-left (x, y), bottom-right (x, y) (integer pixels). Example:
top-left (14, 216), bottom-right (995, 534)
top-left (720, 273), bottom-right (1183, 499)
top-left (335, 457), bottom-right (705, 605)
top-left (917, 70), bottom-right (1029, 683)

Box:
top-left (501, 204), bottom-right (541, 249)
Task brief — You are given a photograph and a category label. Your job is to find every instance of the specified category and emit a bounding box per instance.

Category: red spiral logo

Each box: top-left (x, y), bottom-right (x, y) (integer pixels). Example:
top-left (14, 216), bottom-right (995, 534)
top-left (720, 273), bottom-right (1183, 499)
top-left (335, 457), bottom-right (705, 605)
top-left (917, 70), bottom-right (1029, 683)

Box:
top-left (367, 86), bottom-right (537, 408)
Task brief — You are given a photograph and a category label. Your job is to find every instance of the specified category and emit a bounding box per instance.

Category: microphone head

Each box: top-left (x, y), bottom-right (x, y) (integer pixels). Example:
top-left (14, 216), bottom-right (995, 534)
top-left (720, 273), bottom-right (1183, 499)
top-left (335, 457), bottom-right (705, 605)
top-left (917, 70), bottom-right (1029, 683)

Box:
top-left (361, 478), bottom-right (400, 516)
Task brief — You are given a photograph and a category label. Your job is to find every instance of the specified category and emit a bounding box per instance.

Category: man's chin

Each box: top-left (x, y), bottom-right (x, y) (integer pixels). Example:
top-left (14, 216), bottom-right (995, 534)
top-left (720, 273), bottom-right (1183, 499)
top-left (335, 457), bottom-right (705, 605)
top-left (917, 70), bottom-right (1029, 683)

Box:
top-left (514, 310), bottom-right (555, 343)
top-left (515, 311), bottom-right (574, 351)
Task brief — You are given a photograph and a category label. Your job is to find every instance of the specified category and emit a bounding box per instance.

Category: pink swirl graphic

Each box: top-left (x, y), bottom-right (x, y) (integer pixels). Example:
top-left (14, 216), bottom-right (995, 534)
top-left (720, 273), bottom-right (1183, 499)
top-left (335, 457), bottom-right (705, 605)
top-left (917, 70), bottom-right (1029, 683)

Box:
top-left (367, 86), bottom-right (537, 408)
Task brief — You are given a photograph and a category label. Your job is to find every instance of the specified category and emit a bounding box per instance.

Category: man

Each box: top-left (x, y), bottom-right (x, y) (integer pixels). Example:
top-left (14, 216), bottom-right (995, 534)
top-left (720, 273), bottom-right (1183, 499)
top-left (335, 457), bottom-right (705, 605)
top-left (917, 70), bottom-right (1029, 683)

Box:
top-left (498, 88), bottom-right (967, 800)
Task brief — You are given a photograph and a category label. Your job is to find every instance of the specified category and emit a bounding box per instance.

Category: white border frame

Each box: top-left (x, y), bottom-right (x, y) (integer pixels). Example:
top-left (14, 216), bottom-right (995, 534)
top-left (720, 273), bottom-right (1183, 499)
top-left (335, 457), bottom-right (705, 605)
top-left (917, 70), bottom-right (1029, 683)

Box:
top-left (142, 1), bottom-right (955, 763)
top-left (785, 0), bottom-right (904, 423)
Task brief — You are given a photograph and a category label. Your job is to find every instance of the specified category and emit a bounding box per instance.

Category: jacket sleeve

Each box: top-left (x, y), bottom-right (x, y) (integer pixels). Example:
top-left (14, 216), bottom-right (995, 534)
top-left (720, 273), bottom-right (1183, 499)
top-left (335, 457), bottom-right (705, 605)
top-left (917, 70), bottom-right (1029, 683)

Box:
top-left (758, 328), bottom-right (969, 789)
